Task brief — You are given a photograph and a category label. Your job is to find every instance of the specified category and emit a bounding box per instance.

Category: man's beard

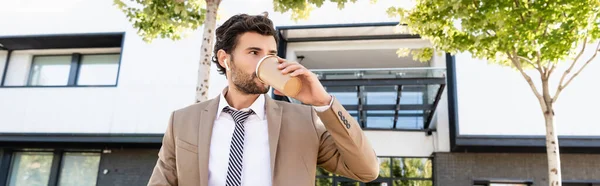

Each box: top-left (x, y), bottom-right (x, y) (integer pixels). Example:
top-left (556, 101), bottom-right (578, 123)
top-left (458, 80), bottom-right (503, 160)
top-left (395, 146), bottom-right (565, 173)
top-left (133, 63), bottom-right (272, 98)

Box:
top-left (230, 59), bottom-right (269, 95)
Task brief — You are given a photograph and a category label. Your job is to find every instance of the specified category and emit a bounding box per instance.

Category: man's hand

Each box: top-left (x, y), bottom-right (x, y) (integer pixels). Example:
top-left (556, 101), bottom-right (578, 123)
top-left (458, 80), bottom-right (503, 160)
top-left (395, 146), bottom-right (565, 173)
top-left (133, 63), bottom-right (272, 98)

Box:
top-left (273, 56), bottom-right (331, 106)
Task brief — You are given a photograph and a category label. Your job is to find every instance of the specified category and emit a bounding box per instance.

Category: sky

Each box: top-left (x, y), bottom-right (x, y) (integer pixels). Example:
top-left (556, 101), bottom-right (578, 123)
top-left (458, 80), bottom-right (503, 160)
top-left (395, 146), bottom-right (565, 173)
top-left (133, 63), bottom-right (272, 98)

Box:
top-left (0, 0), bottom-right (410, 27)
top-left (217, 0), bottom-right (412, 26)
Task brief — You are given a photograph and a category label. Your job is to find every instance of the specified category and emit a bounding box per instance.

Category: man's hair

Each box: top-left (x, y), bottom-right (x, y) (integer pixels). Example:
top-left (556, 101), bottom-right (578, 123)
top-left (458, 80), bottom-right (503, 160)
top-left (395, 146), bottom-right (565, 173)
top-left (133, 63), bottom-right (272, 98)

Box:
top-left (212, 13), bottom-right (279, 75)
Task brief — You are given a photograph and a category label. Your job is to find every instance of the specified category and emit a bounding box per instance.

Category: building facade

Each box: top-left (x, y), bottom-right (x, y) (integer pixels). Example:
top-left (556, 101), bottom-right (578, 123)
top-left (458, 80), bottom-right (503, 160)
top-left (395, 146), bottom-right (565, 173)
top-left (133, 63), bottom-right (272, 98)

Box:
top-left (1, 1), bottom-right (599, 186)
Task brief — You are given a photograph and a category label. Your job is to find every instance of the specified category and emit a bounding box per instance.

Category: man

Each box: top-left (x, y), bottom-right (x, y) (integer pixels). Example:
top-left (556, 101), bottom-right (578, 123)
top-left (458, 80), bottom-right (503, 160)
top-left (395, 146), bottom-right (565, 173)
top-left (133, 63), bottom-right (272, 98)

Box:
top-left (148, 13), bottom-right (379, 186)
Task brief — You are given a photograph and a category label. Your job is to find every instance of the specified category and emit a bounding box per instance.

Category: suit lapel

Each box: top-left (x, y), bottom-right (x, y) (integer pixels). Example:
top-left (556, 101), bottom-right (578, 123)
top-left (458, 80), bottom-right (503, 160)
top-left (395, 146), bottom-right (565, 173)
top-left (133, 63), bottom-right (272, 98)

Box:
top-left (198, 97), bottom-right (219, 186)
top-left (265, 96), bottom-right (282, 182)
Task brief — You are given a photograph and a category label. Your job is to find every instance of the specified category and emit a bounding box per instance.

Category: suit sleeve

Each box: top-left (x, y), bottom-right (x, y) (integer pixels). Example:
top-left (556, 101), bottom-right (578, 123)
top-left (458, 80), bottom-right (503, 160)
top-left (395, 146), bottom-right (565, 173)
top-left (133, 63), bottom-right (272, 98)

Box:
top-left (148, 112), bottom-right (178, 186)
top-left (313, 96), bottom-right (379, 182)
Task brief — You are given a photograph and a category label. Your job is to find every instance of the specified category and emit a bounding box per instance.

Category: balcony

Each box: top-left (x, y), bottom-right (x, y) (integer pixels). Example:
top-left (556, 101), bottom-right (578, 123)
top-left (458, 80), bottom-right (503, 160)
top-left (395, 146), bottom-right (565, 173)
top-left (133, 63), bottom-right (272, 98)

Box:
top-left (282, 67), bottom-right (446, 132)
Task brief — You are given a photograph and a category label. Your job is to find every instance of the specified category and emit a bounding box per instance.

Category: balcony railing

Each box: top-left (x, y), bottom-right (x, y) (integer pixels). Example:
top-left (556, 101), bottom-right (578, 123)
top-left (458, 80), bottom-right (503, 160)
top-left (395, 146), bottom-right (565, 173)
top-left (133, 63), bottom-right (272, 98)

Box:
top-left (282, 67), bottom-right (446, 132)
top-left (312, 67), bottom-right (446, 80)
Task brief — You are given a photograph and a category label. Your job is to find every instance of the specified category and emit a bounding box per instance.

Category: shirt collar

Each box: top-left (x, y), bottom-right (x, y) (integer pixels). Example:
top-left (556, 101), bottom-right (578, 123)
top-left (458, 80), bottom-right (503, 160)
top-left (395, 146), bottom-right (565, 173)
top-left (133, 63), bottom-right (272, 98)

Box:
top-left (216, 88), bottom-right (266, 120)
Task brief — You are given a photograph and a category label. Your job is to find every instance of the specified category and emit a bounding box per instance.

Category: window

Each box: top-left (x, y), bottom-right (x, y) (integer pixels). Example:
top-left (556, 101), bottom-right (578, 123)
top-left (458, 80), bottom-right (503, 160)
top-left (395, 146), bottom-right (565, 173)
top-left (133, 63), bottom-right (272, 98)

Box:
top-left (366, 110), bottom-right (395, 129)
top-left (323, 85), bottom-right (432, 130)
top-left (316, 157), bottom-right (433, 186)
top-left (2, 52), bottom-right (121, 87)
top-left (26, 53), bottom-right (120, 87)
top-left (473, 180), bottom-right (533, 186)
top-left (76, 54), bottom-right (120, 86)
top-left (562, 182), bottom-right (600, 186)
top-left (7, 152), bottom-right (54, 186)
top-left (28, 56), bottom-right (72, 86)
top-left (57, 152), bottom-right (101, 186)
top-left (288, 68), bottom-right (446, 131)
top-left (6, 150), bottom-right (101, 186)
top-left (0, 33), bottom-right (124, 87)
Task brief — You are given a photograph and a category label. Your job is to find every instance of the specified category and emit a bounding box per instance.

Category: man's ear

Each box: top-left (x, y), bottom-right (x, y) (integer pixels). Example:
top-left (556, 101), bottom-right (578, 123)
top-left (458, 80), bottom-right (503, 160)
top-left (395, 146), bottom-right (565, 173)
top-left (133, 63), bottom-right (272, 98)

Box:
top-left (217, 49), bottom-right (229, 71)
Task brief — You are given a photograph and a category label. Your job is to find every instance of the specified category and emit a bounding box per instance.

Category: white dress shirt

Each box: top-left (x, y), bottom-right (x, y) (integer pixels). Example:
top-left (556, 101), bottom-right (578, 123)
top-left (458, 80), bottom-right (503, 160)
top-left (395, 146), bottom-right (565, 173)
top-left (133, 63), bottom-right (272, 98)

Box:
top-left (208, 93), bottom-right (332, 186)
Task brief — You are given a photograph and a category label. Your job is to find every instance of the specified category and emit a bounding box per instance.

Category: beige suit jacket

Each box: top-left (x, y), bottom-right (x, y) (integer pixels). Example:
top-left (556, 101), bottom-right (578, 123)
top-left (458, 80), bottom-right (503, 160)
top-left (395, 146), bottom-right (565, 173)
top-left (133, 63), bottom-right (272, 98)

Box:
top-left (147, 94), bottom-right (379, 186)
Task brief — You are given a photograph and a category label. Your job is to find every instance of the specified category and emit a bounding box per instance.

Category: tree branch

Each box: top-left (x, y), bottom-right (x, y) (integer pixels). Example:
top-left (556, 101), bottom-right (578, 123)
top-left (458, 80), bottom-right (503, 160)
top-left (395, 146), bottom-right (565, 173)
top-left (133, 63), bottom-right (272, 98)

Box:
top-left (532, 15), bottom-right (546, 77)
top-left (513, 0), bottom-right (527, 23)
top-left (507, 52), bottom-right (545, 105)
top-left (534, 43), bottom-right (545, 76)
top-left (536, 17), bottom-right (543, 33)
top-left (547, 62), bottom-right (556, 79)
top-left (557, 37), bottom-right (588, 92)
top-left (517, 55), bottom-right (544, 74)
top-left (542, 26), bottom-right (548, 37)
top-left (545, 59), bottom-right (552, 72)
top-left (554, 41), bottom-right (600, 103)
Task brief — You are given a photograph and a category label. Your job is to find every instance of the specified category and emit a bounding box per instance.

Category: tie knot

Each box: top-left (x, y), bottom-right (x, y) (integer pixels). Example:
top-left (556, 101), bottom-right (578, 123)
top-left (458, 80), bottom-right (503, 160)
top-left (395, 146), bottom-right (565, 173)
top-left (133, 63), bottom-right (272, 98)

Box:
top-left (223, 106), bottom-right (254, 125)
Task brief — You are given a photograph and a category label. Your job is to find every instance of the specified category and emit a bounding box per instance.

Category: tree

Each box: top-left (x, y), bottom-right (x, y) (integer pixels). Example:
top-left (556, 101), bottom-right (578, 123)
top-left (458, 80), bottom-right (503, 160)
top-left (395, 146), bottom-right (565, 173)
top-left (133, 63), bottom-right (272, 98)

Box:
top-left (388, 0), bottom-right (600, 185)
top-left (391, 158), bottom-right (432, 186)
top-left (113, 0), bottom-right (359, 102)
top-left (316, 167), bottom-right (333, 186)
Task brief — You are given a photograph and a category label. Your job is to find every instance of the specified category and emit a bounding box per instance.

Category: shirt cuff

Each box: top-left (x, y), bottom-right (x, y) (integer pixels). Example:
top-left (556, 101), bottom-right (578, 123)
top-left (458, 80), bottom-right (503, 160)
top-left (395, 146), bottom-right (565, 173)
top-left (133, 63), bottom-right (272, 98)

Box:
top-left (312, 95), bottom-right (334, 112)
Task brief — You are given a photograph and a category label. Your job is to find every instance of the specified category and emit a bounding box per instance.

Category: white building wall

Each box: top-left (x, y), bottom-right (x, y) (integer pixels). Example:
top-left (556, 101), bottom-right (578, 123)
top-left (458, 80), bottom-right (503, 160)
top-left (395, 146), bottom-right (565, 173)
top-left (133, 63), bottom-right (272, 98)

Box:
top-left (0, 0), bottom-right (221, 134)
top-left (431, 52), bottom-right (451, 152)
top-left (364, 131), bottom-right (435, 157)
top-left (0, 0), bottom-right (449, 157)
top-left (0, 38), bottom-right (206, 133)
top-left (455, 48), bottom-right (600, 136)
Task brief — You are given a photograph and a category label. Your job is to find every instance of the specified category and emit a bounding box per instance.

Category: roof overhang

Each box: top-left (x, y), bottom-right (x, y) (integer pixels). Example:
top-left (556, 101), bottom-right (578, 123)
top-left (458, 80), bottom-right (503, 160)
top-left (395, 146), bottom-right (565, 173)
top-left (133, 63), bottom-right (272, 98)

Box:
top-left (454, 135), bottom-right (600, 153)
top-left (275, 23), bottom-right (443, 133)
top-left (276, 22), bottom-right (419, 42)
top-left (0, 32), bottom-right (124, 50)
top-left (0, 133), bottom-right (163, 149)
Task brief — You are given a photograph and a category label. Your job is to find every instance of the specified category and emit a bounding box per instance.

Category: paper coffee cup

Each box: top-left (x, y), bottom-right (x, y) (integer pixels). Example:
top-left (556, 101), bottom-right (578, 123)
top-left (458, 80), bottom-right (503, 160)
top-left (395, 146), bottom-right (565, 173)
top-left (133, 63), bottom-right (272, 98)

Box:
top-left (256, 55), bottom-right (302, 97)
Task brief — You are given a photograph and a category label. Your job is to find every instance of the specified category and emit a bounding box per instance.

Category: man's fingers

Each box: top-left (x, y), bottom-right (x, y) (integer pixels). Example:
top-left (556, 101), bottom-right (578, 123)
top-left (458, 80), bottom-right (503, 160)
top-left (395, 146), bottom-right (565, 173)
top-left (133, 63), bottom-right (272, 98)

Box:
top-left (281, 64), bottom-right (303, 74)
top-left (290, 69), bottom-right (307, 77)
top-left (276, 58), bottom-right (308, 77)
top-left (278, 61), bottom-right (298, 70)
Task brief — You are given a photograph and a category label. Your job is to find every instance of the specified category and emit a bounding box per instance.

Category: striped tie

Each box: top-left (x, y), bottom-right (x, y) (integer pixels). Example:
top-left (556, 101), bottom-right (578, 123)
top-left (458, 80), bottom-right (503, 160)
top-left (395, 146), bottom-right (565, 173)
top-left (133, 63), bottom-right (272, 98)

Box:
top-left (223, 106), bottom-right (254, 186)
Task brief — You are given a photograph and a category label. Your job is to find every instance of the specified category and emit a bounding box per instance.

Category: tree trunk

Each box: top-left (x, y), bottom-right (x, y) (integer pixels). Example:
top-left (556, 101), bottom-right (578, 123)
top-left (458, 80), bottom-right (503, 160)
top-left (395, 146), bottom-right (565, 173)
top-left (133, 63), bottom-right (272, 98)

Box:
top-left (544, 110), bottom-right (561, 186)
top-left (542, 79), bottom-right (561, 186)
top-left (195, 0), bottom-right (220, 103)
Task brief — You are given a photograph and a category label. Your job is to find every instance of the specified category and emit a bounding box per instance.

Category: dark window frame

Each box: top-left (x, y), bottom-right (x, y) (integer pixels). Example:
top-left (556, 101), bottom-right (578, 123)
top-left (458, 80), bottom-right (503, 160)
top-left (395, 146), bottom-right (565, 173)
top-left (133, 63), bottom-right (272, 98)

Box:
top-left (23, 52), bottom-right (121, 87)
top-left (316, 156), bottom-right (434, 186)
top-left (473, 179), bottom-right (534, 186)
top-left (1, 51), bottom-right (122, 88)
top-left (75, 53), bottom-right (122, 86)
top-left (0, 50), bottom-right (12, 86)
top-left (323, 83), bottom-right (443, 132)
top-left (26, 54), bottom-right (73, 86)
top-left (1, 148), bottom-right (102, 186)
top-left (562, 181), bottom-right (600, 186)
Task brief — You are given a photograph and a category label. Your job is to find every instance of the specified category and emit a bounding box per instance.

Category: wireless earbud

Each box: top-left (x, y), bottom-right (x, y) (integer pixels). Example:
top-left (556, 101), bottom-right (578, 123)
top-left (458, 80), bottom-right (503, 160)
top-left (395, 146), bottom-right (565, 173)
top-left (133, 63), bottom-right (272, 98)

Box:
top-left (224, 59), bottom-right (230, 71)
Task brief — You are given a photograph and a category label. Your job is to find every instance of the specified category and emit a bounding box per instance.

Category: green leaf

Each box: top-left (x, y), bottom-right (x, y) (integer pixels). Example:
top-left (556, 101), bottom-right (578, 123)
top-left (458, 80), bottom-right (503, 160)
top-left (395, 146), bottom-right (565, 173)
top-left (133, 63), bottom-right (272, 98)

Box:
top-left (113, 0), bottom-right (207, 43)
top-left (389, 0), bottom-right (600, 69)
top-left (116, 0), bottom-right (365, 42)
top-left (273, 0), bottom-right (359, 21)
